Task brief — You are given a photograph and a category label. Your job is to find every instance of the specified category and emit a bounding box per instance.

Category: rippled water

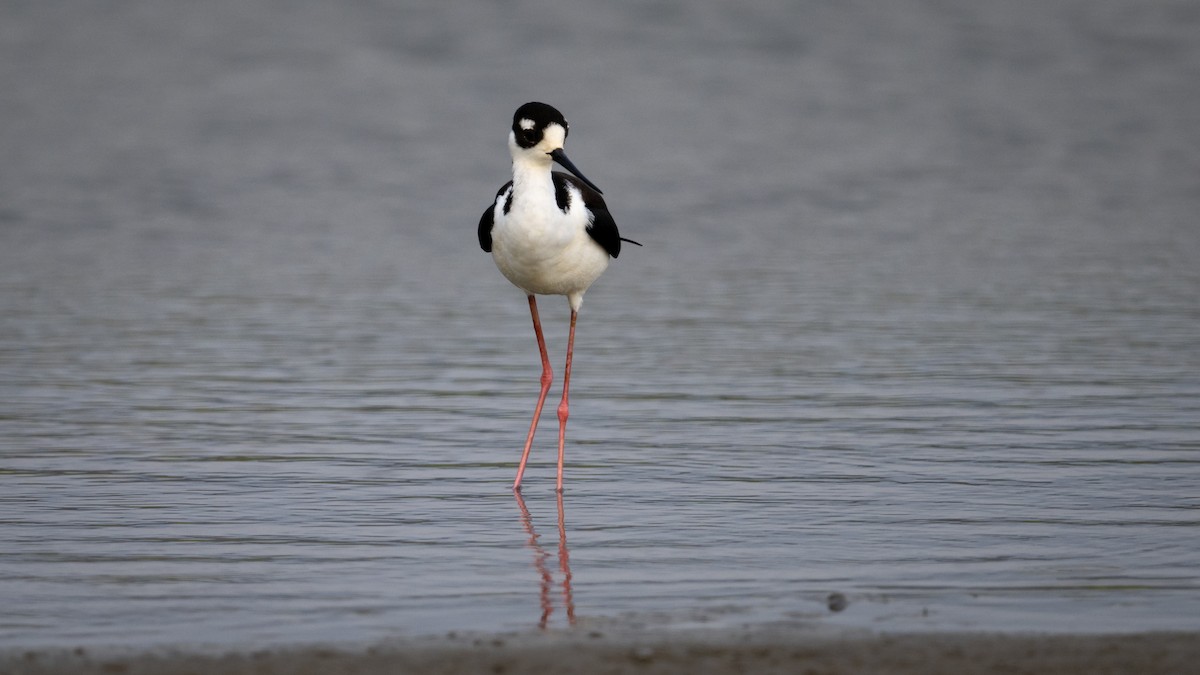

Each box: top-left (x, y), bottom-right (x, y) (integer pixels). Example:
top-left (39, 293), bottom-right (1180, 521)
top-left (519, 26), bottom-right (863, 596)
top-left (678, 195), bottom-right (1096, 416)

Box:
top-left (3, 0), bottom-right (1199, 648)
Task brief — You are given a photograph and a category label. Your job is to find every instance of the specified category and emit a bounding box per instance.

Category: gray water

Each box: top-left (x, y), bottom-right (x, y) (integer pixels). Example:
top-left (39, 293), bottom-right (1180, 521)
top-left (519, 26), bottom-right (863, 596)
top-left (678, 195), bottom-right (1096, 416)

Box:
top-left (2, 0), bottom-right (1199, 649)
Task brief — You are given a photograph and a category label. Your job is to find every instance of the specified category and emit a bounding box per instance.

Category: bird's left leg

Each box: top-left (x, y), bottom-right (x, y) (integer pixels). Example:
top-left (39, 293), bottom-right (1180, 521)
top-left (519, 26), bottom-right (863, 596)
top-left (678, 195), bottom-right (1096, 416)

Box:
top-left (555, 309), bottom-right (578, 492)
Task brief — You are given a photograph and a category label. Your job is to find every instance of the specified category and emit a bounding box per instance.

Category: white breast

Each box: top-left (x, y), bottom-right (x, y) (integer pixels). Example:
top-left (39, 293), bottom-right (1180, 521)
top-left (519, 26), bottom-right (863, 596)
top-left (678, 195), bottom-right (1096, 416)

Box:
top-left (490, 181), bottom-right (610, 310)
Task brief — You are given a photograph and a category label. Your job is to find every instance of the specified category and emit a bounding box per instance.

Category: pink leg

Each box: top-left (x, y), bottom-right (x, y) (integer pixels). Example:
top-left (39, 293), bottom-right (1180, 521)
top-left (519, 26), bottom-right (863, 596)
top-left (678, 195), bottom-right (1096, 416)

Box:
top-left (513, 295), bottom-right (553, 491)
top-left (555, 309), bottom-right (578, 492)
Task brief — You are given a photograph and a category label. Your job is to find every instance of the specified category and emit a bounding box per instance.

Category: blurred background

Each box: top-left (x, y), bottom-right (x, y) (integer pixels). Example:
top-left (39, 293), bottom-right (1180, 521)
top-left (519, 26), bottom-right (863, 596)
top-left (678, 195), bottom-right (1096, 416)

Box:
top-left (2, 0), bottom-right (1198, 647)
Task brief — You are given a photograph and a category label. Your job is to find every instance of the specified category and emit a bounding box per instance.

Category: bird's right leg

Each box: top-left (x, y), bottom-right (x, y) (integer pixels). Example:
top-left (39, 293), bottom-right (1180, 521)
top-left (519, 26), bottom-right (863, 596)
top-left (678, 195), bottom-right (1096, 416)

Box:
top-left (513, 295), bottom-right (553, 491)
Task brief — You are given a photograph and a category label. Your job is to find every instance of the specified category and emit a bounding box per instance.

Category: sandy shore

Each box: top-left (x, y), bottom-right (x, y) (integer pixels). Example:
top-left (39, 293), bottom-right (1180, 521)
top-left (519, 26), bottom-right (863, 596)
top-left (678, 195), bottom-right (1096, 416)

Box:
top-left (4, 628), bottom-right (1197, 675)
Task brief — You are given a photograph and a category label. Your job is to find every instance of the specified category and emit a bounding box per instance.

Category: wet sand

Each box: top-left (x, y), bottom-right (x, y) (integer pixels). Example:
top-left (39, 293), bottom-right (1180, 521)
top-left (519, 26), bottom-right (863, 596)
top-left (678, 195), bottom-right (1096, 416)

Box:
top-left (5, 628), bottom-right (1197, 675)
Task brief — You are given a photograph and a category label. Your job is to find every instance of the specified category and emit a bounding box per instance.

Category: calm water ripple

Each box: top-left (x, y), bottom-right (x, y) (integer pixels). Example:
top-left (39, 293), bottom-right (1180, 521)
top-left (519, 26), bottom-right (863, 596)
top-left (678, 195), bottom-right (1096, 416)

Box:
top-left (3, 0), bottom-right (1200, 649)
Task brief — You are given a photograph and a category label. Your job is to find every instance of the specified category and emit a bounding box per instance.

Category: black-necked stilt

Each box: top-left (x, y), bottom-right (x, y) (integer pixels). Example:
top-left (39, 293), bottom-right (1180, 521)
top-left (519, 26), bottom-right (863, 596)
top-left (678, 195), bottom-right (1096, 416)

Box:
top-left (478, 101), bottom-right (640, 492)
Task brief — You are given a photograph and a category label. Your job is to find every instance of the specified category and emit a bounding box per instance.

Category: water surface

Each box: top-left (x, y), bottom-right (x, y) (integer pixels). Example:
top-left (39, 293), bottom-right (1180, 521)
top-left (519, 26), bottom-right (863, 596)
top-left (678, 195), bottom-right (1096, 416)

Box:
top-left (2, 0), bottom-right (1199, 648)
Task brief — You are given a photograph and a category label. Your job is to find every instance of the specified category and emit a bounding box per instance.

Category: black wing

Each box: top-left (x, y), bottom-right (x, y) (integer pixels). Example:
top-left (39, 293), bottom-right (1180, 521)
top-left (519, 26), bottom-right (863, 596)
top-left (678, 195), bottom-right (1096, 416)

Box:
top-left (555, 172), bottom-right (641, 258)
top-left (477, 181), bottom-right (512, 252)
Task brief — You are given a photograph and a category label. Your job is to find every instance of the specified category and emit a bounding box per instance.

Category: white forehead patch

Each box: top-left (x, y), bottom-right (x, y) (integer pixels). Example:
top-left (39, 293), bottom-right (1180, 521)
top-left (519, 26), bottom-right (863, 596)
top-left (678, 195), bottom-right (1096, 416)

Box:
top-left (542, 123), bottom-right (566, 147)
top-left (519, 118), bottom-right (536, 130)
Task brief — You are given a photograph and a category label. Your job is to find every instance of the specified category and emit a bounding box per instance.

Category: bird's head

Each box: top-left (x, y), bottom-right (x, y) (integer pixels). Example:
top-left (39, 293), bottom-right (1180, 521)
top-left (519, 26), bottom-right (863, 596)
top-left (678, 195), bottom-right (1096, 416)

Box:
top-left (508, 101), bottom-right (603, 194)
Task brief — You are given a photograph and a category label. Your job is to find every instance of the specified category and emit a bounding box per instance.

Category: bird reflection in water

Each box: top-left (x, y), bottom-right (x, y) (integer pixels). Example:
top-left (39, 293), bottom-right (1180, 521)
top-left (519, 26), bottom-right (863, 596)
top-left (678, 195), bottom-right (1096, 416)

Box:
top-left (514, 491), bottom-right (576, 628)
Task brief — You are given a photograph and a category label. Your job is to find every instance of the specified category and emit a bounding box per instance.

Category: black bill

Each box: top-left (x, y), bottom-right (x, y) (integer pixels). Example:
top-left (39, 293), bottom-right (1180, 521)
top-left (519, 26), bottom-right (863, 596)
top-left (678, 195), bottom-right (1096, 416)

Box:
top-left (549, 148), bottom-right (604, 195)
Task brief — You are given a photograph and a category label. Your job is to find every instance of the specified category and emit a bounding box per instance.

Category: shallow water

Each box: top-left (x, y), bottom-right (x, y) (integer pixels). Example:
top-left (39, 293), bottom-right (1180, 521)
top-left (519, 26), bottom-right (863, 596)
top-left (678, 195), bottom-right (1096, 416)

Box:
top-left (2, 0), bottom-right (1199, 648)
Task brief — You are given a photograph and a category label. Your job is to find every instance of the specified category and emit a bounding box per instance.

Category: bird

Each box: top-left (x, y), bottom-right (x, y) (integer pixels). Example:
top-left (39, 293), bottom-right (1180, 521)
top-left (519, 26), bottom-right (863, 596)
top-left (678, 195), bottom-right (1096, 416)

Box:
top-left (478, 101), bottom-right (640, 492)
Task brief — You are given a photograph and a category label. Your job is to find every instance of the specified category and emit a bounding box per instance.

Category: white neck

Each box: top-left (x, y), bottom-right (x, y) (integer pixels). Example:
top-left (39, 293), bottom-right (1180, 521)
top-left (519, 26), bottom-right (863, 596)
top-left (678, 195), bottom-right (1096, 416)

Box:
top-left (511, 153), bottom-right (554, 198)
